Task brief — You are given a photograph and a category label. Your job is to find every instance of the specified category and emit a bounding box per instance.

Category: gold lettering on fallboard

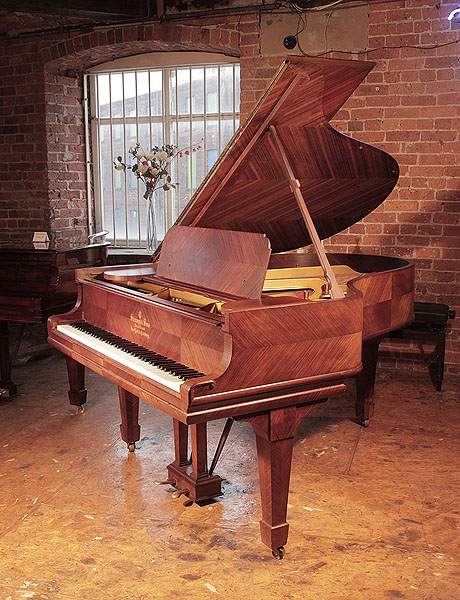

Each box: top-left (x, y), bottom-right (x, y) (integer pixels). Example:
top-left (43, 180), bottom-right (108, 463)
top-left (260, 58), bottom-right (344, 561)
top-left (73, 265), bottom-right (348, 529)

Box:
top-left (129, 310), bottom-right (150, 339)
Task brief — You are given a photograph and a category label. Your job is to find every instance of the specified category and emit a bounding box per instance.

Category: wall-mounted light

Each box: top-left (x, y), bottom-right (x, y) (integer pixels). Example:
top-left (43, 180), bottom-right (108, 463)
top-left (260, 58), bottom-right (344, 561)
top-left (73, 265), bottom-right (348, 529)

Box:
top-left (283, 35), bottom-right (297, 50)
top-left (448, 7), bottom-right (460, 28)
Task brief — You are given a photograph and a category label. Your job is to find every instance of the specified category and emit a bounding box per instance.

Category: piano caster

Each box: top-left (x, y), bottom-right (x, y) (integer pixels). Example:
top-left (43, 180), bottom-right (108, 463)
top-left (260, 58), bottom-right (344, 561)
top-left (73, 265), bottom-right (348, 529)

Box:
top-left (127, 442), bottom-right (136, 452)
top-left (272, 546), bottom-right (285, 560)
top-left (77, 405), bottom-right (85, 414)
top-left (171, 488), bottom-right (189, 499)
top-left (154, 479), bottom-right (175, 486)
top-left (360, 419), bottom-right (370, 428)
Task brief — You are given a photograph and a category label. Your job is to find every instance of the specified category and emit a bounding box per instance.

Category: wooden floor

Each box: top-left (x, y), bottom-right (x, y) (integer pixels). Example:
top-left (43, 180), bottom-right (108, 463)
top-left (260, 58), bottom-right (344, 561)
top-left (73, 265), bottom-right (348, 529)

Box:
top-left (0, 351), bottom-right (459, 600)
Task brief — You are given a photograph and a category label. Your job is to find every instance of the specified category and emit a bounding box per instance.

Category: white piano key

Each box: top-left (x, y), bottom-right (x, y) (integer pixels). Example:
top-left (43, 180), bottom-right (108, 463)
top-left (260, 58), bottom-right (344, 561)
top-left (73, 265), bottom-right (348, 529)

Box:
top-left (56, 324), bottom-right (183, 393)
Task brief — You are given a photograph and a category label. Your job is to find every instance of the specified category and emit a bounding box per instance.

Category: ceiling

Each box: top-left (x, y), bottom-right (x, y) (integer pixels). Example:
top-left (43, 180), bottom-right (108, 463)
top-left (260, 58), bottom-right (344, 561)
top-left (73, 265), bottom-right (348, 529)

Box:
top-left (0, 0), bottom-right (363, 37)
top-left (0, 0), bottom-right (158, 37)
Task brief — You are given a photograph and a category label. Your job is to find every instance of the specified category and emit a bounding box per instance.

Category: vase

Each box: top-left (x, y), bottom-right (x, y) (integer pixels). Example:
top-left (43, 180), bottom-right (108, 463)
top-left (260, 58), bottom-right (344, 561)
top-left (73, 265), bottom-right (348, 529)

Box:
top-left (146, 191), bottom-right (157, 253)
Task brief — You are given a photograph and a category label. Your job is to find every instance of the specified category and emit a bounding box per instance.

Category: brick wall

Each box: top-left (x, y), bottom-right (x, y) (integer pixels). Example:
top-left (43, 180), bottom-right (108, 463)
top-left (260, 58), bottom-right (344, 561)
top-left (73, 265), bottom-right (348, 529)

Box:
top-left (0, 2), bottom-right (459, 374)
top-left (238, 4), bottom-right (460, 376)
top-left (0, 38), bottom-right (50, 239)
top-left (0, 18), bottom-right (240, 245)
top-left (330, 1), bottom-right (460, 376)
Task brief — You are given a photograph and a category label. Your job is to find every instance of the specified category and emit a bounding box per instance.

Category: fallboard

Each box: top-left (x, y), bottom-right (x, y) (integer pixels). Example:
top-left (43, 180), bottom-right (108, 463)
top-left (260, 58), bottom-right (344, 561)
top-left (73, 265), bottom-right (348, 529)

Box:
top-left (156, 225), bottom-right (271, 300)
top-left (80, 281), bottom-right (226, 375)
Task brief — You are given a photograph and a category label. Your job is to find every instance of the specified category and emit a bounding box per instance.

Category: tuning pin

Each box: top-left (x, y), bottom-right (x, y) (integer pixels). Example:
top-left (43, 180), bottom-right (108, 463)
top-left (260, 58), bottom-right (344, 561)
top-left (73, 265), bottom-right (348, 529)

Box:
top-left (171, 489), bottom-right (189, 499)
top-left (153, 479), bottom-right (175, 486)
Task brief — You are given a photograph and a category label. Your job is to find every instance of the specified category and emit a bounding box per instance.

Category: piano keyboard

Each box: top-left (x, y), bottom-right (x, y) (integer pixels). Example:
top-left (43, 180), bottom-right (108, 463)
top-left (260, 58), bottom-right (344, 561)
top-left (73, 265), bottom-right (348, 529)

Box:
top-left (56, 322), bottom-right (204, 393)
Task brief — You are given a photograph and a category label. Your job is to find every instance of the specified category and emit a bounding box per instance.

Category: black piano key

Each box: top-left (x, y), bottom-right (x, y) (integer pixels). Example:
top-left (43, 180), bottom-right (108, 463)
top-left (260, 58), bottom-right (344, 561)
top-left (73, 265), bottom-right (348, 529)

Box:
top-left (70, 322), bottom-right (204, 380)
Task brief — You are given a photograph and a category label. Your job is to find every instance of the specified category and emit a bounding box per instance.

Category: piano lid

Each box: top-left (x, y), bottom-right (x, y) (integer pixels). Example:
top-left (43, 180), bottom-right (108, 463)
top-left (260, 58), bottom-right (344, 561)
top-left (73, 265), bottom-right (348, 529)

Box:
top-left (171, 56), bottom-right (399, 255)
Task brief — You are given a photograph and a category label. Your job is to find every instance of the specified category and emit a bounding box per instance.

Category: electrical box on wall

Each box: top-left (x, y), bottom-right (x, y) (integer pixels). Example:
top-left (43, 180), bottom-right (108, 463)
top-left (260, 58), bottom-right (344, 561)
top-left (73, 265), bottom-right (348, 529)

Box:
top-left (260, 4), bottom-right (368, 56)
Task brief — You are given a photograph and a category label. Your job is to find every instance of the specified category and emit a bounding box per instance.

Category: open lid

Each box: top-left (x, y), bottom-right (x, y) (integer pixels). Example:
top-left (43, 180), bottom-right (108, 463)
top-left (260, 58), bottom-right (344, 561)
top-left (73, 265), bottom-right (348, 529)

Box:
top-left (169, 56), bottom-right (399, 255)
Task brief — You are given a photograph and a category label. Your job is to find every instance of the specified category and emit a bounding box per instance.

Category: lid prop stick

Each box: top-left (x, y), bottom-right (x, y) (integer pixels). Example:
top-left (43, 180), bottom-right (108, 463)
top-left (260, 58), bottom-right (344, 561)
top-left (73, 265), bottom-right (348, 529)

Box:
top-left (269, 124), bottom-right (344, 299)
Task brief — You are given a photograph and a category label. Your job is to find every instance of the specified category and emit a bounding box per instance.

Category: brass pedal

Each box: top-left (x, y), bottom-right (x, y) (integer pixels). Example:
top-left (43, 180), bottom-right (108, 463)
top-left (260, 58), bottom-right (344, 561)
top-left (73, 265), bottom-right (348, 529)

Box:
top-left (171, 488), bottom-right (188, 499)
top-left (154, 479), bottom-right (175, 486)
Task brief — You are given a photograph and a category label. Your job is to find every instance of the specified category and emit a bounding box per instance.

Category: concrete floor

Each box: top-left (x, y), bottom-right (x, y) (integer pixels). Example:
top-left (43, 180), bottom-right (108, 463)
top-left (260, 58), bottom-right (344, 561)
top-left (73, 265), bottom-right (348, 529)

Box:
top-left (0, 351), bottom-right (459, 600)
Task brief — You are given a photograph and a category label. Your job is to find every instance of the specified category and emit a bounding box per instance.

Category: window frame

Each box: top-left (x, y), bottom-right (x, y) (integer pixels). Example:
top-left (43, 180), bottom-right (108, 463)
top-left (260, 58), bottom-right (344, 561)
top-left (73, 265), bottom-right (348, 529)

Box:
top-left (86, 52), bottom-right (240, 249)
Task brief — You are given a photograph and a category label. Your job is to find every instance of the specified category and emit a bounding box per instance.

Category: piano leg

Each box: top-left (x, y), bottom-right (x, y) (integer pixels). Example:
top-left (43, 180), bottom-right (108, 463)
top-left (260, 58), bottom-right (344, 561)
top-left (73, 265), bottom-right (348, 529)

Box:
top-left (167, 421), bottom-right (222, 503)
top-left (173, 419), bottom-right (190, 467)
top-left (241, 405), bottom-right (315, 557)
top-left (355, 338), bottom-right (380, 427)
top-left (118, 387), bottom-right (141, 452)
top-left (65, 356), bottom-right (87, 412)
top-left (0, 322), bottom-right (17, 399)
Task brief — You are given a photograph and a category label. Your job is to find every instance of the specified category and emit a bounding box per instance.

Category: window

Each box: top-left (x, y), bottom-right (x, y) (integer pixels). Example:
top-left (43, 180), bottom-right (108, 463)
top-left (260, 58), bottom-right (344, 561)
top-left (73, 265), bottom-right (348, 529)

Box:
top-left (87, 53), bottom-right (240, 249)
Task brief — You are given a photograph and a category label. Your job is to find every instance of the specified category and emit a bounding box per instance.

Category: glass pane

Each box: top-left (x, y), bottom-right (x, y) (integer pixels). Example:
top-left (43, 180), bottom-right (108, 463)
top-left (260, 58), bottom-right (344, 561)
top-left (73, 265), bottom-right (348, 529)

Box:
top-left (137, 71), bottom-right (149, 117)
top-left (169, 69), bottom-right (177, 116)
top-left (137, 122), bottom-right (150, 155)
top-left (150, 120), bottom-right (163, 149)
top-left (150, 70), bottom-right (162, 116)
top-left (126, 123), bottom-right (138, 148)
top-left (99, 125), bottom-right (113, 220)
top-left (220, 65), bottom-right (234, 113)
top-left (205, 67), bottom-right (218, 113)
top-left (206, 149), bottom-right (219, 173)
top-left (177, 121), bottom-right (191, 212)
top-left (192, 120), bottom-right (205, 193)
top-left (128, 208), bottom-right (139, 243)
top-left (220, 118), bottom-right (235, 150)
top-left (177, 68), bottom-right (191, 115)
top-left (124, 72), bottom-right (136, 117)
top-left (97, 74), bottom-right (110, 117)
top-left (191, 68), bottom-right (204, 114)
top-left (110, 73), bottom-right (123, 117)
top-left (206, 119), bottom-right (219, 156)
top-left (112, 123), bottom-right (122, 142)
top-left (235, 64), bottom-right (240, 110)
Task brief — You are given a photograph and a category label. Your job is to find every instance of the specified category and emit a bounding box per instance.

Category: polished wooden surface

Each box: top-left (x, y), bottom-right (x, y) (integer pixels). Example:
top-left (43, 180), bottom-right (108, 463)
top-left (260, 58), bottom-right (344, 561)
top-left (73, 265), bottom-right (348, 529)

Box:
top-left (268, 252), bottom-right (415, 340)
top-left (48, 238), bottom-right (414, 554)
top-left (0, 242), bottom-right (109, 324)
top-left (47, 57), bottom-right (414, 556)
top-left (174, 56), bottom-right (398, 254)
top-left (155, 226), bottom-right (271, 300)
top-left (0, 242), bottom-right (108, 399)
top-left (48, 226), bottom-right (367, 556)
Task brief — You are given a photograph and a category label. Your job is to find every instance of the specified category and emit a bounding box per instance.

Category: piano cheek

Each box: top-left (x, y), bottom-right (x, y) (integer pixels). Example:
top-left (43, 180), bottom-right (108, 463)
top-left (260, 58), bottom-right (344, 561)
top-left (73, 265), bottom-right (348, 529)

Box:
top-left (181, 377), bottom-right (216, 403)
top-left (192, 297), bottom-right (364, 398)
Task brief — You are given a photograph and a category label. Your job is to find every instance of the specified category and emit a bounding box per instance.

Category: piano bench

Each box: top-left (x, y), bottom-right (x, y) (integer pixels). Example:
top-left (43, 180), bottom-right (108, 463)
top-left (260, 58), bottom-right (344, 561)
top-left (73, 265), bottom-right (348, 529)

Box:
top-left (387, 301), bottom-right (456, 391)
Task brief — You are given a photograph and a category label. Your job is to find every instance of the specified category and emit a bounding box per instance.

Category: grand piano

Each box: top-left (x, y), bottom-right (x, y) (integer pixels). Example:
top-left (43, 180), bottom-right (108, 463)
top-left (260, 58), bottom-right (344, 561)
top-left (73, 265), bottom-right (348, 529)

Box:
top-left (48, 57), bottom-right (414, 558)
top-left (0, 240), bottom-right (109, 398)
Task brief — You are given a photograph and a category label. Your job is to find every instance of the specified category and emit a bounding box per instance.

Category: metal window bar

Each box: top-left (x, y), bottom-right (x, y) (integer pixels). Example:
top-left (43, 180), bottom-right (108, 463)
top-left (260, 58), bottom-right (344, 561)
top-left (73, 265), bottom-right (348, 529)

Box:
top-left (233, 64), bottom-right (236, 131)
top-left (172, 68), bottom-right (179, 222)
top-left (203, 65), bottom-right (208, 181)
top-left (108, 74), bottom-right (116, 245)
top-left (189, 68), bottom-right (194, 197)
top-left (218, 65), bottom-right (221, 156)
top-left (123, 72), bottom-right (128, 246)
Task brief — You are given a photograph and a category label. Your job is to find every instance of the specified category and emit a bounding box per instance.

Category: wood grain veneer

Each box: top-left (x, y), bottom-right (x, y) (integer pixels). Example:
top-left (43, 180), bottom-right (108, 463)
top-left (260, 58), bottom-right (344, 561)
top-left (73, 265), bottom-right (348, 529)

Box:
top-left (47, 57), bottom-right (415, 557)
